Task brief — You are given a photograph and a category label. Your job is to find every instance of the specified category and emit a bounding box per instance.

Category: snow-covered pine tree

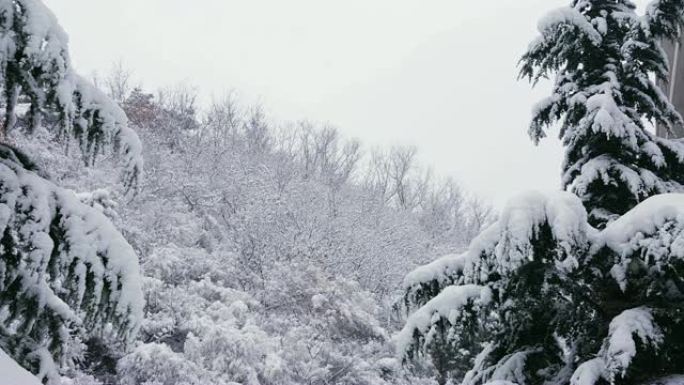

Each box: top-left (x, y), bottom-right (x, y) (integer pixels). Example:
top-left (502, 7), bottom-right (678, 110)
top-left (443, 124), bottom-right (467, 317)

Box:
top-left (397, 2), bottom-right (684, 385)
top-left (398, 195), bottom-right (684, 385)
top-left (397, 192), bottom-right (594, 385)
top-left (0, 144), bottom-right (144, 383)
top-left (0, 0), bottom-right (143, 192)
top-left (0, 0), bottom-right (145, 383)
top-left (520, 0), bottom-right (684, 228)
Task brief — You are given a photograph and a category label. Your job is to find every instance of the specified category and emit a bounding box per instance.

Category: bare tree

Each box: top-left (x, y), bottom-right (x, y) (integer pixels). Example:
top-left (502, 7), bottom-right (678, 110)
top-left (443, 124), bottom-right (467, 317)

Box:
top-left (418, 177), bottom-right (468, 249)
top-left (335, 137), bottom-right (362, 186)
top-left (363, 147), bottom-right (392, 203)
top-left (158, 83), bottom-right (198, 118)
top-left (291, 122), bottom-right (362, 187)
top-left (296, 120), bottom-right (317, 179)
top-left (463, 195), bottom-right (496, 243)
top-left (243, 104), bottom-right (271, 154)
top-left (106, 60), bottom-right (134, 103)
top-left (203, 91), bottom-right (243, 147)
top-left (387, 146), bottom-right (432, 210)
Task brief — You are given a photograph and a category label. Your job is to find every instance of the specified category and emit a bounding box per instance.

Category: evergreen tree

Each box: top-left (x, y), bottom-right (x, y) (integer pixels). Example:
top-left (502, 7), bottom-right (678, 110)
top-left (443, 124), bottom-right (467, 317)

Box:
top-left (397, 2), bottom-right (684, 385)
top-left (0, 0), bottom-right (143, 192)
top-left (0, 144), bottom-right (144, 383)
top-left (520, 0), bottom-right (684, 228)
top-left (0, 0), bottom-right (145, 383)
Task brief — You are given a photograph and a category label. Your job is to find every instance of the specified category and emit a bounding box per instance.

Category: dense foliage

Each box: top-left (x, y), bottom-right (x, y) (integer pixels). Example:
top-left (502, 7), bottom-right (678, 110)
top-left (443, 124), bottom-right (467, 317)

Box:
top-left (0, 145), bottom-right (143, 383)
top-left (0, 0), bottom-right (142, 191)
top-left (520, 0), bottom-right (684, 227)
top-left (0, 1), bottom-right (145, 383)
top-left (0, 1), bottom-right (491, 380)
top-left (399, 1), bottom-right (684, 385)
top-left (6, 66), bottom-right (492, 383)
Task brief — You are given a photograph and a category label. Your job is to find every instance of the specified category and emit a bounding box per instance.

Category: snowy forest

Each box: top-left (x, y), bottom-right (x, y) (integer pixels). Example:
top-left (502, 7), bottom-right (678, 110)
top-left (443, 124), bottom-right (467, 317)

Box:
top-left (0, 0), bottom-right (683, 385)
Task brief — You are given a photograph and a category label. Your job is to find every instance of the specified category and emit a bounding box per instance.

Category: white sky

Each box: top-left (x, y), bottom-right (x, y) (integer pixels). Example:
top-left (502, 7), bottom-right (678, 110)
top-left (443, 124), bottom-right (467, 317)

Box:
top-left (44, 0), bottom-right (649, 206)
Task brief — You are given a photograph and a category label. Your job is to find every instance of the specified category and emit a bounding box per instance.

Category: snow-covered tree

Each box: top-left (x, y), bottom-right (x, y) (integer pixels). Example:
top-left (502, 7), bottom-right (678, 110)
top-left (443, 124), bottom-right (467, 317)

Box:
top-left (398, 190), bottom-right (684, 385)
top-left (0, 0), bottom-right (143, 192)
top-left (0, 1), bottom-right (145, 383)
top-left (15, 53), bottom-right (488, 382)
top-left (0, 145), bottom-right (144, 383)
top-left (398, 2), bottom-right (684, 385)
top-left (520, 0), bottom-right (684, 227)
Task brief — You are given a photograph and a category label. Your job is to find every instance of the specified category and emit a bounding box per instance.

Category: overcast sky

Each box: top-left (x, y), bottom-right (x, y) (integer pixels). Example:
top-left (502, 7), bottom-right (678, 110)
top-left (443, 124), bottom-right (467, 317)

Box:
top-left (44, 0), bottom-right (650, 206)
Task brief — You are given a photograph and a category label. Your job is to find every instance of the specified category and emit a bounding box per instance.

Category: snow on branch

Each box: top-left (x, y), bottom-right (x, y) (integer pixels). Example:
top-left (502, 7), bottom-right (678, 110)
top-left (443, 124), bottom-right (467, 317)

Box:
top-left (0, 0), bottom-right (143, 192)
top-left (538, 7), bottom-right (603, 45)
top-left (571, 307), bottom-right (663, 385)
top-left (604, 308), bottom-right (663, 377)
top-left (404, 191), bottom-right (591, 294)
top-left (57, 73), bottom-right (144, 192)
top-left (399, 189), bottom-right (684, 382)
top-left (0, 147), bottom-right (143, 382)
top-left (405, 192), bottom-right (684, 306)
top-left (601, 194), bottom-right (684, 253)
top-left (489, 350), bottom-right (540, 385)
top-left (394, 284), bottom-right (491, 356)
top-left (599, 194), bottom-right (684, 291)
top-left (488, 191), bottom-right (591, 275)
top-left (404, 253), bottom-right (468, 290)
top-left (644, 0), bottom-right (684, 38)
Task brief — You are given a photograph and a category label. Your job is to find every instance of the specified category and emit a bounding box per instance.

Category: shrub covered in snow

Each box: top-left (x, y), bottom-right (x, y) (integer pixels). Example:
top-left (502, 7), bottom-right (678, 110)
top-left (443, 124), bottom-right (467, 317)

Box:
top-left (12, 76), bottom-right (483, 384)
top-left (1, 2), bottom-right (489, 384)
top-left (123, 243), bottom-right (396, 385)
